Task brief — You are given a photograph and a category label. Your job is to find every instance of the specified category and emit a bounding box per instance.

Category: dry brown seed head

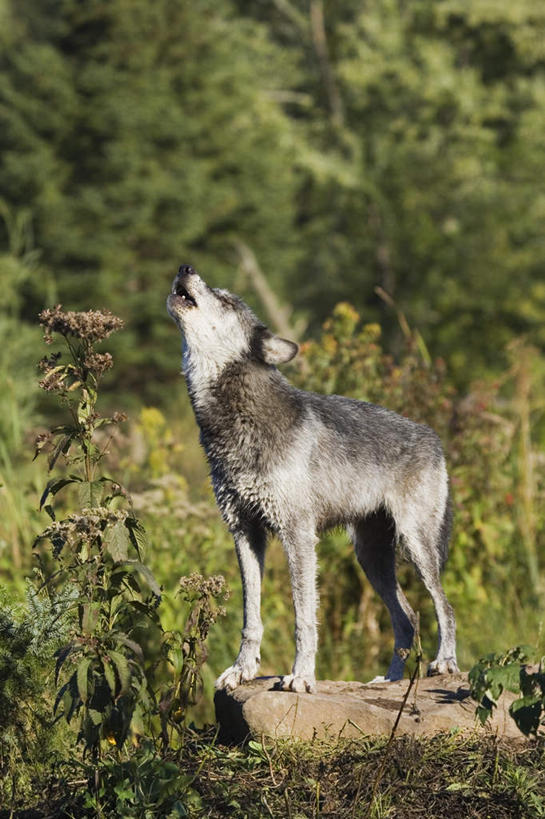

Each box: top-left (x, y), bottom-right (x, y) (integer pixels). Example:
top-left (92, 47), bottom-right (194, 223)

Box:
top-left (83, 351), bottom-right (114, 376)
top-left (39, 305), bottom-right (124, 342)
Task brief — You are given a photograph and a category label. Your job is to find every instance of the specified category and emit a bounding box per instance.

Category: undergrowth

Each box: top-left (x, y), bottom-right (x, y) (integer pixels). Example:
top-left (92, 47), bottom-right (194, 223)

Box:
top-left (185, 733), bottom-right (545, 819)
top-left (0, 305), bottom-right (228, 816)
top-left (2, 732), bottom-right (544, 818)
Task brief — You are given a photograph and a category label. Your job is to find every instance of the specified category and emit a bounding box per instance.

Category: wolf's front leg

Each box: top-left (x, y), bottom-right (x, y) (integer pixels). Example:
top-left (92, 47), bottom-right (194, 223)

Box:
top-left (215, 524), bottom-right (266, 692)
top-left (280, 529), bottom-right (319, 694)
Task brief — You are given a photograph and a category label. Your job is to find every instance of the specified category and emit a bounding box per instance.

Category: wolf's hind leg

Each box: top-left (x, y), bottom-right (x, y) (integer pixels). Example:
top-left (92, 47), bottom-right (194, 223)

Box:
top-left (401, 528), bottom-right (458, 676)
top-left (351, 510), bottom-right (416, 682)
top-left (215, 523), bottom-right (267, 692)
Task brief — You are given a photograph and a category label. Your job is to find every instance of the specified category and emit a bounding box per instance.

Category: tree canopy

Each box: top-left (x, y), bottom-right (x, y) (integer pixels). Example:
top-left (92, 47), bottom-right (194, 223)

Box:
top-left (1, 0), bottom-right (544, 391)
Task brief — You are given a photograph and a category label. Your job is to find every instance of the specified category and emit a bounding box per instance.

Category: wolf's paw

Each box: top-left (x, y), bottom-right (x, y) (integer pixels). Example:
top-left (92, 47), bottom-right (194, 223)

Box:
top-left (280, 674), bottom-right (317, 694)
top-left (427, 657), bottom-right (459, 676)
top-left (215, 664), bottom-right (256, 692)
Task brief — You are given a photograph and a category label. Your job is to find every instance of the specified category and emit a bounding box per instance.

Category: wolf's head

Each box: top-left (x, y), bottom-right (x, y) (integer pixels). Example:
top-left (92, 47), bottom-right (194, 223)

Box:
top-left (167, 265), bottom-right (298, 381)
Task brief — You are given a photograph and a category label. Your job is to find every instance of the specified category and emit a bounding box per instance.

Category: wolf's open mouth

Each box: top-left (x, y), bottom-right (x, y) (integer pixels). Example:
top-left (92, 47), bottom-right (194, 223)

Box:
top-left (174, 282), bottom-right (197, 307)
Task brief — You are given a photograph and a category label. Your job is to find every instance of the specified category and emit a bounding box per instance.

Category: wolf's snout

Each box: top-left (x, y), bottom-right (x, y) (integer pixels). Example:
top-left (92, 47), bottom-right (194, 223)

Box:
top-left (170, 264), bottom-right (198, 308)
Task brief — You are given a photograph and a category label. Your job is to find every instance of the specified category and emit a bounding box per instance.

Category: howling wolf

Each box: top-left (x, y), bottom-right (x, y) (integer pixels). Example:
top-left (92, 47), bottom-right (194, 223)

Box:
top-left (167, 264), bottom-right (458, 693)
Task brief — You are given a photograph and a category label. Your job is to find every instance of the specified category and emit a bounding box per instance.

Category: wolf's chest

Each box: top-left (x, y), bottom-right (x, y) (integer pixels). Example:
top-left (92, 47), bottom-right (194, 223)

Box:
top-left (211, 460), bottom-right (284, 530)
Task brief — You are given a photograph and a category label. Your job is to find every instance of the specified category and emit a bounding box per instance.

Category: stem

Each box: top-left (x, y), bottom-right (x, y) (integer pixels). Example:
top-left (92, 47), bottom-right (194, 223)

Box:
top-left (84, 445), bottom-right (93, 484)
top-left (361, 628), bottom-right (422, 819)
top-left (63, 334), bottom-right (97, 483)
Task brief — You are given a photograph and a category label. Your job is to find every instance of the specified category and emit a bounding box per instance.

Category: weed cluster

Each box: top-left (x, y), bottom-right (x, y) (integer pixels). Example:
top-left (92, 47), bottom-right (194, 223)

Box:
top-left (470, 647), bottom-right (545, 737)
top-left (1, 306), bottom-right (228, 816)
top-left (180, 731), bottom-right (545, 818)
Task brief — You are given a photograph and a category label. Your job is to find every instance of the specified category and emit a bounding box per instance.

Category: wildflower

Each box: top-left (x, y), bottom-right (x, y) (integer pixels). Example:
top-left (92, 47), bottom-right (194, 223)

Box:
top-left (39, 369), bottom-right (66, 393)
top-left (38, 352), bottom-right (62, 372)
top-left (39, 305), bottom-right (124, 343)
top-left (39, 509), bottom-right (129, 548)
top-left (178, 572), bottom-right (229, 602)
top-left (83, 351), bottom-right (114, 377)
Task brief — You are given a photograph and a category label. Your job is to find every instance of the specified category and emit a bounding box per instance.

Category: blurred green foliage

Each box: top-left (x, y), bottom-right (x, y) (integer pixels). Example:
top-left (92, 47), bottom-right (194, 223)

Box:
top-left (0, 213), bottom-right (47, 574)
top-left (0, 0), bottom-right (544, 392)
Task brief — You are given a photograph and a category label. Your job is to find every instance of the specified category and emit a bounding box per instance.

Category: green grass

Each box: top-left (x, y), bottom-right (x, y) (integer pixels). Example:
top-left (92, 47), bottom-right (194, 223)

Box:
top-left (2, 731), bottom-right (545, 818)
top-left (186, 733), bottom-right (545, 819)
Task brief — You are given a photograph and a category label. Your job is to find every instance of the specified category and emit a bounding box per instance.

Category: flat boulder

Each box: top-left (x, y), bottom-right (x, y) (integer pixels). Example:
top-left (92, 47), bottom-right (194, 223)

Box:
top-left (215, 673), bottom-right (521, 743)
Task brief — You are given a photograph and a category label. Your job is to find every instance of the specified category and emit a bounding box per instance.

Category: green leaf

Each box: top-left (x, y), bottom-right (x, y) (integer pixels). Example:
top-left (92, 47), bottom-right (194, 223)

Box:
top-left (48, 433), bottom-right (73, 471)
top-left (102, 656), bottom-right (117, 696)
top-left (79, 603), bottom-right (99, 634)
top-left (43, 504), bottom-right (56, 521)
top-left (115, 633), bottom-right (145, 664)
top-left (109, 650), bottom-right (131, 696)
top-left (64, 674), bottom-right (78, 723)
top-left (50, 424), bottom-right (76, 435)
top-left (476, 704), bottom-right (492, 726)
top-left (248, 740), bottom-right (264, 754)
top-left (79, 480), bottom-right (102, 508)
top-left (54, 644), bottom-right (74, 685)
top-left (77, 658), bottom-right (91, 704)
top-left (87, 708), bottom-right (104, 726)
top-left (134, 562), bottom-right (162, 598)
top-left (113, 784), bottom-right (135, 802)
top-left (104, 520), bottom-right (130, 562)
top-left (54, 680), bottom-right (70, 714)
top-left (119, 560), bottom-right (162, 598)
top-left (78, 387), bottom-right (97, 425)
top-left (126, 600), bottom-right (154, 614)
top-left (486, 663), bottom-right (521, 698)
top-left (445, 782), bottom-right (469, 793)
top-left (125, 518), bottom-right (149, 557)
top-left (39, 476), bottom-right (81, 510)
top-left (520, 667), bottom-right (545, 698)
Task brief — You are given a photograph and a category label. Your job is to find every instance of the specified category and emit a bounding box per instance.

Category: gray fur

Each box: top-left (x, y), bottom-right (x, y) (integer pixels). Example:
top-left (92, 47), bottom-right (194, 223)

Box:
top-left (167, 265), bottom-right (458, 693)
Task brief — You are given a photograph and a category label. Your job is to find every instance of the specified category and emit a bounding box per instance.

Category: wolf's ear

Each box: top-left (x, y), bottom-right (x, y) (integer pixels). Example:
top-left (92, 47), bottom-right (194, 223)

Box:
top-left (260, 333), bottom-right (299, 365)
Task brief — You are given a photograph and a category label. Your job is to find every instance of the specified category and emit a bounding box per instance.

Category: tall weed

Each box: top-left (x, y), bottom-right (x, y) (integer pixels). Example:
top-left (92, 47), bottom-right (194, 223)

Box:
top-left (2, 304), bottom-right (228, 815)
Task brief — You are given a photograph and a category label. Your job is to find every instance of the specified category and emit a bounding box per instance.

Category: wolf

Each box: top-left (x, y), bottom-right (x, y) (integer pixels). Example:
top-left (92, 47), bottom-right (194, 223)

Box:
top-left (167, 264), bottom-right (458, 694)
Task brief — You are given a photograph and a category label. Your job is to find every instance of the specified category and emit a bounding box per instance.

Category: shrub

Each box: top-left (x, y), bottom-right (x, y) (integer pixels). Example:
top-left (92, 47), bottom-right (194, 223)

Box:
top-left (0, 582), bottom-right (73, 808)
top-left (470, 647), bottom-right (545, 736)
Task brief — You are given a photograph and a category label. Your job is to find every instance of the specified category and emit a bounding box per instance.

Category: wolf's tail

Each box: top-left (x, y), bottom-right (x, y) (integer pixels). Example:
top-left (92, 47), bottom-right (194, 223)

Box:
top-left (438, 492), bottom-right (453, 572)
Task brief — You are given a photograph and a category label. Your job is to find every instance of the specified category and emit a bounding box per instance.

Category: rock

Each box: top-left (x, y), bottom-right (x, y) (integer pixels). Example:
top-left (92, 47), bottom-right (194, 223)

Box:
top-left (214, 673), bottom-right (522, 743)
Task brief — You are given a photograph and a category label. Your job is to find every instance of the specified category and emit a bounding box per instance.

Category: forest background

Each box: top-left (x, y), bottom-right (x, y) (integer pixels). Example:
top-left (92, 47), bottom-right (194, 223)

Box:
top-left (2, 0), bottom-right (545, 722)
